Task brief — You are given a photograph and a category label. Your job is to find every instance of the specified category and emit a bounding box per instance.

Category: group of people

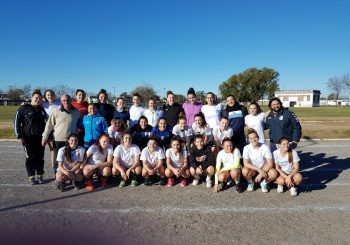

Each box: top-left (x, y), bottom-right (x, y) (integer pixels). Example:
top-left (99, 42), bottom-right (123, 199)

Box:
top-left (14, 86), bottom-right (303, 196)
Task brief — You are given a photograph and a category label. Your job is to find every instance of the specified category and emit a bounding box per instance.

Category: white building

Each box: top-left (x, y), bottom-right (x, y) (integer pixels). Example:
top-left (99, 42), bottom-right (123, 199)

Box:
top-left (275, 90), bottom-right (321, 107)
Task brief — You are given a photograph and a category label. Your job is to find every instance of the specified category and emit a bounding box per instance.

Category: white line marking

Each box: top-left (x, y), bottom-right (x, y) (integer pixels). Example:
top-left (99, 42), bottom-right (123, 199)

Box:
top-left (1, 205), bottom-right (350, 214)
top-left (1, 183), bottom-right (350, 187)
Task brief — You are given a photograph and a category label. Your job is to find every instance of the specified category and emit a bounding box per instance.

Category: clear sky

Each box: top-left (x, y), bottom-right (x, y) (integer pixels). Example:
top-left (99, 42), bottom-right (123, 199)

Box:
top-left (1, 0), bottom-right (349, 98)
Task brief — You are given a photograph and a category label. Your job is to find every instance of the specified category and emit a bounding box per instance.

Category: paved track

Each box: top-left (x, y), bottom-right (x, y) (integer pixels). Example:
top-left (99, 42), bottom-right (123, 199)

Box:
top-left (1, 140), bottom-right (349, 245)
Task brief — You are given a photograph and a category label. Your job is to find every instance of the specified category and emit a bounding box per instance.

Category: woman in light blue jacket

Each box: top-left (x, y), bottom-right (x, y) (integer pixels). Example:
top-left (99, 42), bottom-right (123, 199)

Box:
top-left (80, 103), bottom-right (108, 149)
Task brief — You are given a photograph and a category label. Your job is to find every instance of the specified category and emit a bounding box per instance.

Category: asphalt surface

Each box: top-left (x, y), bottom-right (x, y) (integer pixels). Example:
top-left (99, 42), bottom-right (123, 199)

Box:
top-left (0, 140), bottom-right (350, 245)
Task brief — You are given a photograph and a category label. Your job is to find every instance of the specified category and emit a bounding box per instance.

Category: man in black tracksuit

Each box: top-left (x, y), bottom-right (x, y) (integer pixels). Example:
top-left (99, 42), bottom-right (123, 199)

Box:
top-left (14, 91), bottom-right (47, 184)
top-left (265, 97), bottom-right (302, 152)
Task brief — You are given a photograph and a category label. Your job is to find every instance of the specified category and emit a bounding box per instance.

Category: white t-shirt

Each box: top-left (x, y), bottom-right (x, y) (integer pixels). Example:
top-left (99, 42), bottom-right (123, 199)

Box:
top-left (165, 148), bottom-right (187, 168)
top-left (216, 148), bottom-right (241, 170)
top-left (113, 144), bottom-right (141, 167)
top-left (192, 123), bottom-right (212, 136)
top-left (213, 126), bottom-right (233, 147)
top-left (42, 101), bottom-right (61, 117)
top-left (273, 149), bottom-right (300, 174)
top-left (129, 105), bottom-right (145, 128)
top-left (140, 146), bottom-right (165, 166)
top-left (107, 126), bottom-right (123, 140)
top-left (143, 109), bottom-right (164, 128)
top-left (172, 125), bottom-right (193, 138)
top-left (86, 144), bottom-right (113, 165)
top-left (56, 146), bottom-right (85, 170)
top-left (243, 143), bottom-right (272, 168)
top-left (245, 112), bottom-right (265, 143)
top-left (201, 104), bottom-right (222, 129)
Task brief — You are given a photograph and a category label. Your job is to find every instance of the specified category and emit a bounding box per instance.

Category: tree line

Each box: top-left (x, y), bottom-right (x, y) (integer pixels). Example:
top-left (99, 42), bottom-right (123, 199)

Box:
top-left (1, 67), bottom-right (349, 103)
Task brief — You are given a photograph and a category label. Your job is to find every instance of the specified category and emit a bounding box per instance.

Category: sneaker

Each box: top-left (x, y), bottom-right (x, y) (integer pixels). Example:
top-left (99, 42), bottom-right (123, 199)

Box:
top-left (247, 182), bottom-right (255, 192)
top-left (290, 187), bottom-right (298, 197)
top-left (101, 177), bottom-right (108, 188)
top-left (144, 177), bottom-right (151, 186)
top-left (159, 177), bottom-right (166, 186)
top-left (206, 178), bottom-right (212, 188)
top-left (277, 185), bottom-right (284, 193)
top-left (73, 181), bottom-right (81, 190)
top-left (130, 179), bottom-right (138, 187)
top-left (29, 176), bottom-right (37, 185)
top-left (167, 178), bottom-right (174, 187)
top-left (119, 180), bottom-right (126, 187)
top-left (235, 182), bottom-right (244, 193)
top-left (85, 180), bottom-right (94, 191)
top-left (37, 175), bottom-right (44, 184)
top-left (58, 182), bottom-right (65, 192)
top-left (180, 178), bottom-right (187, 187)
top-left (192, 178), bottom-right (199, 186)
top-left (260, 182), bottom-right (269, 193)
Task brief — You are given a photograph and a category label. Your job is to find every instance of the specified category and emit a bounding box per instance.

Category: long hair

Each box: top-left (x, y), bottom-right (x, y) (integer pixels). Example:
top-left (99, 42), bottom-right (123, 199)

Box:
top-left (279, 137), bottom-right (293, 163)
top-left (64, 133), bottom-right (78, 163)
top-left (43, 89), bottom-right (55, 102)
top-left (249, 101), bottom-right (262, 114)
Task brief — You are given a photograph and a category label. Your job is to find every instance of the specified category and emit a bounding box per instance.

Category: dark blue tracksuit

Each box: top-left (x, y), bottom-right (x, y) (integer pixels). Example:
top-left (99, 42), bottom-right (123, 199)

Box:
top-left (265, 108), bottom-right (302, 144)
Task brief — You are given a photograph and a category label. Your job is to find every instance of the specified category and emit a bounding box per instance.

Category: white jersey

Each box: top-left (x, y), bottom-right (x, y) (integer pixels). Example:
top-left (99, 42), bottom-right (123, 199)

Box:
top-left (201, 104), bottom-right (222, 129)
top-left (245, 112), bottom-right (265, 143)
top-left (140, 146), bottom-right (165, 166)
top-left (172, 125), bottom-right (193, 138)
top-left (213, 126), bottom-right (233, 147)
top-left (113, 144), bottom-right (141, 167)
top-left (86, 144), bottom-right (113, 165)
top-left (216, 148), bottom-right (241, 170)
top-left (165, 148), bottom-right (187, 168)
top-left (129, 105), bottom-right (145, 128)
top-left (243, 143), bottom-right (272, 168)
top-left (42, 101), bottom-right (61, 117)
top-left (143, 109), bottom-right (164, 128)
top-left (56, 146), bottom-right (85, 171)
top-left (192, 123), bottom-right (212, 136)
top-left (273, 149), bottom-right (300, 174)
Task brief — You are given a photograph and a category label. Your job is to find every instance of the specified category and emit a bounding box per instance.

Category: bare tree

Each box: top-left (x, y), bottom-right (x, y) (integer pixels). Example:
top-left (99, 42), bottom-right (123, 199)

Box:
top-left (327, 76), bottom-right (344, 101)
top-left (54, 84), bottom-right (76, 98)
top-left (131, 84), bottom-right (160, 104)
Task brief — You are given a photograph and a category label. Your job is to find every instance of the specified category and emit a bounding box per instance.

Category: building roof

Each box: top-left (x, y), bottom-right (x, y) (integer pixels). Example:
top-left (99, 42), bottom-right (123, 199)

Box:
top-left (275, 90), bottom-right (321, 94)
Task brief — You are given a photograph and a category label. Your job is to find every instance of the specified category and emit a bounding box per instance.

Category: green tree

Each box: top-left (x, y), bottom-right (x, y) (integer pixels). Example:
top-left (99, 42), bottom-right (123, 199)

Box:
top-left (219, 67), bottom-right (280, 102)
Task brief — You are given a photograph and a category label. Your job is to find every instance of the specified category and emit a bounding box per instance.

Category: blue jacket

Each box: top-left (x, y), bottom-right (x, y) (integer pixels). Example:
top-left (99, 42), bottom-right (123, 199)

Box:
top-left (265, 108), bottom-right (302, 143)
top-left (80, 114), bottom-right (108, 147)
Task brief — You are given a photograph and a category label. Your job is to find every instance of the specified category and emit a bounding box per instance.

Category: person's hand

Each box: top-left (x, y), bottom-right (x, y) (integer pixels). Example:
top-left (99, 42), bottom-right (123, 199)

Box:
top-left (149, 169), bottom-right (154, 175)
top-left (285, 176), bottom-right (294, 187)
top-left (126, 169), bottom-right (131, 180)
top-left (213, 184), bottom-right (220, 193)
top-left (121, 170), bottom-right (127, 181)
top-left (17, 138), bottom-right (24, 144)
top-left (196, 167), bottom-right (203, 175)
top-left (174, 168), bottom-right (181, 177)
top-left (41, 138), bottom-right (48, 146)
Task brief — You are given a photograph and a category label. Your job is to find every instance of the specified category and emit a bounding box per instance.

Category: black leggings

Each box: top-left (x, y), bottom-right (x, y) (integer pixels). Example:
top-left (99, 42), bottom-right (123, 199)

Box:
top-left (23, 137), bottom-right (45, 177)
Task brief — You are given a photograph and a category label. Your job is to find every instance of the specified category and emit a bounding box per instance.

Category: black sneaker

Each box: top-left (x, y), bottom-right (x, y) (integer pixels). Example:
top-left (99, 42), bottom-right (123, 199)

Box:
top-left (235, 182), bottom-right (244, 193)
top-left (29, 177), bottom-right (37, 185)
top-left (37, 175), bottom-right (44, 184)
top-left (159, 177), bottom-right (166, 186)
top-left (58, 182), bottom-right (65, 192)
top-left (144, 177), bottom-right (151, 186)
top-left (73, 181), bottom-right (82, 190)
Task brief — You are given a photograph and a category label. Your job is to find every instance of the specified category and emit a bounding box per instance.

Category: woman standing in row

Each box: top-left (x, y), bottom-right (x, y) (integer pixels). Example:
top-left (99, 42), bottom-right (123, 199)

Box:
top-left (15, 90), bottom-right (47, 184)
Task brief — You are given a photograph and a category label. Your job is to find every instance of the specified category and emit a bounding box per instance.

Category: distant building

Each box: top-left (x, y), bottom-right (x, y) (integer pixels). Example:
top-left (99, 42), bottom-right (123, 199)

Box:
top-left (275, 90), bottom-right (321, 107)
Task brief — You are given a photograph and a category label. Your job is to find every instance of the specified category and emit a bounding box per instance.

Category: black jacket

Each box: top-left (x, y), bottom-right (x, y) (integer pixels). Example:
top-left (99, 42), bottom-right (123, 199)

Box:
top-left (14, 104), bottom-right (47, 139)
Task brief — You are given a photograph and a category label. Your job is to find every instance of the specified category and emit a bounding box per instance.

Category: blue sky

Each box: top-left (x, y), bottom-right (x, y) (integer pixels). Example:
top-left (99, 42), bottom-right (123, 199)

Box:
top-left (0, 0), bottom-right (349, 98)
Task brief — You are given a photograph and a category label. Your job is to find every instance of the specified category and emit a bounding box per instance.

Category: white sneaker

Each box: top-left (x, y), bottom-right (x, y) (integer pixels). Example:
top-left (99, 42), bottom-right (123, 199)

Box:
top-left (260, 182), bottom-right (269, 193)
top-left (206, 178), bottom-right (212, 188)
top-left (247, 183), bottom-right (255, 192)
top-left (277, 185), bottom-right (284, 193)
top-left (290, 187), bottom-right (298, 197)
top-left (192, 178), bottom-right (199, 186)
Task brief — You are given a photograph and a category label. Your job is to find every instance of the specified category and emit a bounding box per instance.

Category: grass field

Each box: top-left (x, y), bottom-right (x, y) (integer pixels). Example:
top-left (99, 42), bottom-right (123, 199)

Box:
top-left (1, 105), bottom-right (350, 139)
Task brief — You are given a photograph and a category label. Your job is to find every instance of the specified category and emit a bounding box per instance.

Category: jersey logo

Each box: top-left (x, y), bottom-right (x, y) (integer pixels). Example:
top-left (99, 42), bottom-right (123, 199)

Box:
top-left (279, 116), bottom-right (284, 120)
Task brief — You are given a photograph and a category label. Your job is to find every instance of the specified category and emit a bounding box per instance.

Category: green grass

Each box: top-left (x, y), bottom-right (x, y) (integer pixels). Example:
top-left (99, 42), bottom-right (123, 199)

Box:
top-left (0, 128), bottom-right (15, 139)
top-left (0, 105), bottom-right (19, 122)
top-left (261, 106), bottom-right (350, 117)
